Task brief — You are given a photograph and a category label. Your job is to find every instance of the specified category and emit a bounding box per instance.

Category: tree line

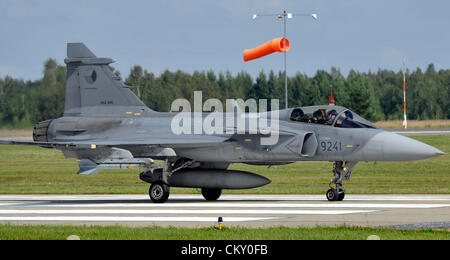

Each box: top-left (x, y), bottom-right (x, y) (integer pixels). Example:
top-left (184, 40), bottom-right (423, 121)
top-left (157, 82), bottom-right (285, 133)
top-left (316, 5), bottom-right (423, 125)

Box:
top-left (0, 59), bottom-right (448, 128)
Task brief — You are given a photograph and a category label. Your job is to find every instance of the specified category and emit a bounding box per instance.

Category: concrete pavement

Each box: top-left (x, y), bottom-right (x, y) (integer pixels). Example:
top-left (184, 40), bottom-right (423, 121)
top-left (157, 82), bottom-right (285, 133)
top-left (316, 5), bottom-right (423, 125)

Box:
top-left (0, 194), bottom-right (448, 229)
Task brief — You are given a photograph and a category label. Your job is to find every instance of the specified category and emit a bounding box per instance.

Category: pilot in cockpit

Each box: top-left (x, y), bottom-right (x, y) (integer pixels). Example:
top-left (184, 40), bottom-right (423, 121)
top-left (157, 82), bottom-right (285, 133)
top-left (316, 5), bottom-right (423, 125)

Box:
top-left (327, 109), bottom-right (338, 122)
top-left (290, 108), bottom-right (304, 121)
top-left (313, 109), bottom-right (328, 124)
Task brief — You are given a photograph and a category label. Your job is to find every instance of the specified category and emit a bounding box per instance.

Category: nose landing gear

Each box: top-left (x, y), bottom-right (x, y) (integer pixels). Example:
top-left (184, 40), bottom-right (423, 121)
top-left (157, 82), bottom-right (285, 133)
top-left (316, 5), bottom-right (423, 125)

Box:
top-left (326, 161), bottom-right (357, 201)
top-left (326, 186), bottom-right (345, 201)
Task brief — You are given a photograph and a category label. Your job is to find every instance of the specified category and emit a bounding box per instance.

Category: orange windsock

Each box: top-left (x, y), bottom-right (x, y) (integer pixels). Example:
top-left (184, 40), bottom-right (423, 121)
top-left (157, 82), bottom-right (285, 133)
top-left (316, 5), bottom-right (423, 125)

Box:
top-left (243, 37), bottom-right (290, 62)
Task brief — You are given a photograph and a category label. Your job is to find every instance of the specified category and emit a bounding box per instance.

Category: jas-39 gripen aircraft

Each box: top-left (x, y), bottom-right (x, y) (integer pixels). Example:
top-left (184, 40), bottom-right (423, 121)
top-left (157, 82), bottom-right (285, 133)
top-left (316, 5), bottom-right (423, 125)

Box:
top-left (0, 43), bottom-right (444, 203)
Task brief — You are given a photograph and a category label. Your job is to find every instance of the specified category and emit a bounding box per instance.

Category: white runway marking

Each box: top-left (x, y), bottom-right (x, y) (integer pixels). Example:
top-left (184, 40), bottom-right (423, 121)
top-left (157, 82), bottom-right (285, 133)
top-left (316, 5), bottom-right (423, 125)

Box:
top-left (0, 209), bottom-right (377, 215)
top-left (0, 216), bottom-right (277, 222)
top-left (0, 195), bottom-right (448, 225)
top-left (0, 203), bottom-right (448, 209)
top-left (1, 194), bottom-right (449, 201)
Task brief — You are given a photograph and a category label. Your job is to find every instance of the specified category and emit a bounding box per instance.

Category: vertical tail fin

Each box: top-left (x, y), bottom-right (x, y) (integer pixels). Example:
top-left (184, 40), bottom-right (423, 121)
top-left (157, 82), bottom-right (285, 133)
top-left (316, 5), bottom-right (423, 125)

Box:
top-left (67, 42), bottom-right (96, 58)
top-left (64, 43), bottom-right (150, 116)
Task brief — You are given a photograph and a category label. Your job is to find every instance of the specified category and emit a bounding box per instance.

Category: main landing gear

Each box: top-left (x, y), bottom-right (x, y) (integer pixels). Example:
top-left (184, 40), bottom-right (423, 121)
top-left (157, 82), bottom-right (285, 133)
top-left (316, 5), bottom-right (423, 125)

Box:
top-left (201, 188), bottom-right (222, 201)
top-left (148, 182), bottom-right (223, 202)
top-left (149, 181), bottom-right (170, 203)
top-left (142, 158), bottom-right (193, 203)
top-left (326, 161), bottom-right (357, 201)
top-left (141, 158), bottom-right (225, 203)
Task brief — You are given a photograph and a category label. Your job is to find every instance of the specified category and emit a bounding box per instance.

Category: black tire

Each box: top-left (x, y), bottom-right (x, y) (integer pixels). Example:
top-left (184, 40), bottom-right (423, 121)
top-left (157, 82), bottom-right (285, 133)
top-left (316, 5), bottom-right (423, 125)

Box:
top-left (201, 188), bottom-right (222, 201)
top-left (149, 182), bottom-right (170, 203)
top-left (337, 191), bottom-right (345, 201)
top-left (326, 188), bottom-right (338, 201)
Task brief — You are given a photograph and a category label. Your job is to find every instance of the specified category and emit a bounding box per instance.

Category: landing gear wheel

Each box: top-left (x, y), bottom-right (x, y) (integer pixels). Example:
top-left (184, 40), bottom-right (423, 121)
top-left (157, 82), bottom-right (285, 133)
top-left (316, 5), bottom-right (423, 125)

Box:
top-left (337, 189), bottom-right (345, 201)
top-left (326, 161), bottom-right (355, 202)
top-left (337, 192), bottom-right (345, 201)
top-left (201, 188), bottom-right (222, 201)
top-left (326, 188), bottom-right (338, 201)
top-left (149, 182), bottom-right (170, 203)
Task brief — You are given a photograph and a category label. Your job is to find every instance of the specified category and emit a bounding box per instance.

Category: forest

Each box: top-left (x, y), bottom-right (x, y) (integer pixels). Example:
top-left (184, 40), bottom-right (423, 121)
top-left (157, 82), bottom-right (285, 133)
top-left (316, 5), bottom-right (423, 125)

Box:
top-left (0, 58), bottom-right (448, 128)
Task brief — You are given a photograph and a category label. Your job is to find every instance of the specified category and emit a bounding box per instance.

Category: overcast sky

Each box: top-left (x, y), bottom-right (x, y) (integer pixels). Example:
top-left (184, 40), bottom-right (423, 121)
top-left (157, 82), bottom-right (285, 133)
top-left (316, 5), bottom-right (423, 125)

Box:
top-left (0, 0), bottom-right (449, 80)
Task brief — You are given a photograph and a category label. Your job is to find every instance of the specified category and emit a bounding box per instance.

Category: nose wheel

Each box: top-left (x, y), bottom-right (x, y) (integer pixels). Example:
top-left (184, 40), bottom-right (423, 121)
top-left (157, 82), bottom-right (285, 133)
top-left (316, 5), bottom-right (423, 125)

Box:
top-left (326, 185), bottom-right (345, 201)
top-left (326, 161), bottom-right (356, 202)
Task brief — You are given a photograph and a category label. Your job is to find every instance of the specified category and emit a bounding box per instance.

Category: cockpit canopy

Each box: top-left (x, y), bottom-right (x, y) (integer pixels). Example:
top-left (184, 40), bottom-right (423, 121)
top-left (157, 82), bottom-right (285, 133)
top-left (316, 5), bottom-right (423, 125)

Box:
top-left (290, 105), bottom-right (377, 129)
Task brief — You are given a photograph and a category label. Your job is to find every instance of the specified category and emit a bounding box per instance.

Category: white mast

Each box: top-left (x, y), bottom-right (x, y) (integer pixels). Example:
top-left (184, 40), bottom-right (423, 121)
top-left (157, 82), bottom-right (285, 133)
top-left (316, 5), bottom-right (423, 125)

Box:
top-left (402, 59), bottom-right (407, 129)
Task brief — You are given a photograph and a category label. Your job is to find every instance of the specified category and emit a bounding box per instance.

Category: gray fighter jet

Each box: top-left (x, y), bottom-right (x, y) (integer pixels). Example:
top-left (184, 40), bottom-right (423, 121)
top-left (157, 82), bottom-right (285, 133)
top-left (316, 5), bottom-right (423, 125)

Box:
top-left (0, 43), bottom-right (444, 203)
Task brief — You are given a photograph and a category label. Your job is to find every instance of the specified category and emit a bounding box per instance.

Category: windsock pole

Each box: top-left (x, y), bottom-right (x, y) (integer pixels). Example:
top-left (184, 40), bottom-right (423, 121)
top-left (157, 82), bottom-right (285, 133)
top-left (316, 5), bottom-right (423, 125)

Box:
top-left (402, 59), bottom-right (407, 129)
top-left (250, 11), bottom-right (318, 110)
top-left (283, 11), bottom-right (288, 110)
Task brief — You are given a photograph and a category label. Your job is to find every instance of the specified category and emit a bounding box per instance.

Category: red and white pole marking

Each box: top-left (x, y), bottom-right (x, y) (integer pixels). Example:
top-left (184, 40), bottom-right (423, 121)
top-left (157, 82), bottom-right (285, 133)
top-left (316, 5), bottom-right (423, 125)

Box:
top-left (329, 85), bottom-right (335, 105)
top-left (402, 59), bottom-right (407, 129)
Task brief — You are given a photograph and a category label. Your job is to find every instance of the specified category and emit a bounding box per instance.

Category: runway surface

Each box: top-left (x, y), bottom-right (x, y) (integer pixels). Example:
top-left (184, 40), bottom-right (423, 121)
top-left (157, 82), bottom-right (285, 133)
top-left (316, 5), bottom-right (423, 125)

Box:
top-left (0, 194), bottom-right (448, 229)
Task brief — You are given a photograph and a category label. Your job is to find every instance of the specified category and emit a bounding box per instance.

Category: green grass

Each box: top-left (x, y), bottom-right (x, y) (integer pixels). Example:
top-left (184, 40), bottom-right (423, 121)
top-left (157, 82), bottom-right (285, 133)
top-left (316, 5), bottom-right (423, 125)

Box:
top-left (374, 120), bottom-right (450, 129)
top-left (0, 135), bottom-right (448, 194)
top-left (0, 225), bottom-right (448, 240)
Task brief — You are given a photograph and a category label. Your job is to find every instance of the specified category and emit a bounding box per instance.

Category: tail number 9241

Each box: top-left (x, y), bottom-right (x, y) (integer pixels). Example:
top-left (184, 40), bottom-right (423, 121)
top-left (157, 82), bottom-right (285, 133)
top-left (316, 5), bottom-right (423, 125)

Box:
top-left (320, 141), bottom-right (342, 152)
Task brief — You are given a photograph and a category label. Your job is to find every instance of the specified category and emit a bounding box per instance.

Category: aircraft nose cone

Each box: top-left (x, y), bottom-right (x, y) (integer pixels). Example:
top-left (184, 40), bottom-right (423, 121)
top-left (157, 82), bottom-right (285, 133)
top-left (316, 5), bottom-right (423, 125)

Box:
top-left (379, 131), bottom-right (444, 161)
